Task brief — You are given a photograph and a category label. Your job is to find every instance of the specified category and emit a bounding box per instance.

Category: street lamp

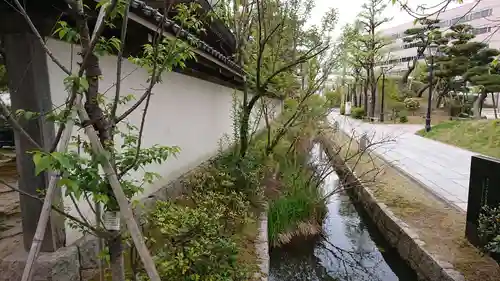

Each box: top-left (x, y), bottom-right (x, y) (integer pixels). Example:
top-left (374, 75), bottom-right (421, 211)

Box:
top-left (425, 43), bottom-right (439, 132)
top-left (380, 66), bottom-right (388, 122)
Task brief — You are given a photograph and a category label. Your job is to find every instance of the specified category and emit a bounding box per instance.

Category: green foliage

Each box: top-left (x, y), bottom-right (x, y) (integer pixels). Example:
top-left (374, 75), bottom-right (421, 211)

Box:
top-left (478, 205), bottom-right (500, 254)
top-left (31, 121), bottom-right (179, 211)
top-left (399, 115), bottom-right (408, 123)
top-left (268, 157), bottom-right (326, 246)
top-left (0, 64), bottom-right (8, 92)
top-left (129, 38), bottom-right (196, 80)
top-left (149, 195), bottom-right (254, 281)
top-left (325, 89), bottom-right (342, 108)
top-left (404, 97), bottom-right (420, 114)
top-left (53, 21), bottom-right (80, 43)
top-left (340, 104), bottom-right (345, 115)
top-left (351, 106), bottom-right (365, 119)
top-left (95, 36), bottom-right (121, 56)
top-left (447, 98), bottom-right (472, 117)
top-left (418, 120), bottom-right (500, 158)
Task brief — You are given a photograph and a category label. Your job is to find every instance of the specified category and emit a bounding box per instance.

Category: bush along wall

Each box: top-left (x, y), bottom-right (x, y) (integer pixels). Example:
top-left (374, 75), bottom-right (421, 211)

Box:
top-left (129, 148), bottom-right (264, 281)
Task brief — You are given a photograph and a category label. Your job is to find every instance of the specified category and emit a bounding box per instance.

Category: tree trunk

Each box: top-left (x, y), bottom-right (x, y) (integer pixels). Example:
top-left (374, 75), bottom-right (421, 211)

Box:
top-left (492, 93), bottom-right (498, 119)
top-left (436, 94), bottom-right (443, 109)
top-left (402, 59), bottom-right (417, 85)
top-left (363, 80), bottom-right (368, 115)
top-left (473, 92), bottom-right (487, 119)
top-left (417, 84), bottom-right (429, 98)
top-left (479, 93), bottom-right (487, 116)
top-left (369, 70), bottom-right (376, 118)
top-left (353, 83), bottom-right (358, 107)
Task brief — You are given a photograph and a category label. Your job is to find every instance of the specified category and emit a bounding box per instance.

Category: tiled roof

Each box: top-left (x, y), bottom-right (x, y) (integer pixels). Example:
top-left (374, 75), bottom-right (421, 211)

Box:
top-left (130, 0), bottom-right (243, 75)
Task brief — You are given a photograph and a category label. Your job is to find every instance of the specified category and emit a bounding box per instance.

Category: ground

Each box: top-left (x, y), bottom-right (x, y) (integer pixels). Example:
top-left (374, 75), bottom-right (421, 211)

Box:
top-left (0, 149), bottom-right (20, 259)
top-left (417, 119), bottom-right (500, 159)
top-left (331, 112), bottom-right (471, 211)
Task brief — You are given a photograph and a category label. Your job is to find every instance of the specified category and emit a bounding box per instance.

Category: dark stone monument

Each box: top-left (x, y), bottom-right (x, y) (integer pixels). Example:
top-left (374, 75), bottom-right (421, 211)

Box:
top-left (465, 155), bottom-right (500, 262)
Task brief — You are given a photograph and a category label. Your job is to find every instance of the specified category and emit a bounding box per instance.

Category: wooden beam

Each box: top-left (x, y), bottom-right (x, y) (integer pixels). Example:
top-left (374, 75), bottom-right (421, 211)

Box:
top-left (2, 13), bottom-right (66, 252)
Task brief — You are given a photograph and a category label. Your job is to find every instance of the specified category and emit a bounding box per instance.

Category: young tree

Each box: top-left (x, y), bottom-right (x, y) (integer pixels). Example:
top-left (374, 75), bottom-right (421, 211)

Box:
top-left (465, 48), bottom-right (500, 118)
top-left (357, 0), bottom-right (391, 118)
top-left (401, 18), bottom-right (440, 85)
top-left (1, 1), bottom-right (211, 280)
top-left (213, 0), bottom-right (337, 159)
top-left (432, 24), bottom-right (494, 116)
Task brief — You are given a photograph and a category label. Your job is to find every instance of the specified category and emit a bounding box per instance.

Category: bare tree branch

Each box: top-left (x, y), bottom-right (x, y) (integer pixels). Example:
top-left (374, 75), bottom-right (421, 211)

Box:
top-left (12, 0), bottom-right (71, 75)
top-left (110, 0), bottom-right (132, 123)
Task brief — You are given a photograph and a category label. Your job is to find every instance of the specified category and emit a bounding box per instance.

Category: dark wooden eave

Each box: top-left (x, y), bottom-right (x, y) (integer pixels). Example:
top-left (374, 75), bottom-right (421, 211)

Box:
top-left (146, 0), bottom-right (236, 56)
top-left (0, 0), bottom-right (244, 89)
top-left (128, 0), bottom-right (244, 88)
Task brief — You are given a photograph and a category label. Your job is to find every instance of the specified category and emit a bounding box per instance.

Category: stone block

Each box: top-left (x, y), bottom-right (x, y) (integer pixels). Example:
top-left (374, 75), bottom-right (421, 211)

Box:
top-left (397, 236), bottom-right (412, 260)
top-left (80, 269), bottom-right (99, 281)
top-left (75, 235), bottom-right (99, 269)
top-left (417, 249), bottom-right (444, 281)
top-left (407, 240), bottom-right (425, 270)
top-left (441, 268), bottom-right (465, 281)
top-left (0, 245), bottom-right (80, 281)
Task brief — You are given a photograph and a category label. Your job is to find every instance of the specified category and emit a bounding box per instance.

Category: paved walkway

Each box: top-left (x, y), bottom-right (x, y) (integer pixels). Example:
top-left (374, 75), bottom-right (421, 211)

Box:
top-left (329, 111), bottom-right (476, 212)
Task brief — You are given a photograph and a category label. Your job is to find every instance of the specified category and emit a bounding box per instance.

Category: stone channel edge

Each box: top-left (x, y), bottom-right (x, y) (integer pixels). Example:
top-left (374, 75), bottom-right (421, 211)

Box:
top-left (319, 132), bottom-right (466, 281)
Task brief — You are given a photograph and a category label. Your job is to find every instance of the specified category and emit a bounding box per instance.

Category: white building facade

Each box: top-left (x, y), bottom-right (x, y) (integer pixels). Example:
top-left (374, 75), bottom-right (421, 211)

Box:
top-left (380, 0), bottom-right (500, 75)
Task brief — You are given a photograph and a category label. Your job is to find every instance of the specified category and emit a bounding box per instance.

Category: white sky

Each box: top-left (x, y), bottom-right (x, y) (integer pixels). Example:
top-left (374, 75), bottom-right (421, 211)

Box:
top-left (309, 0), bottom-right (475, 39)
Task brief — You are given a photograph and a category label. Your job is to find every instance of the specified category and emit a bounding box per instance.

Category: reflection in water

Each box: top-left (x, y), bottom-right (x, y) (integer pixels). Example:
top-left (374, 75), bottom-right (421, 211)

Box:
top-left (269, 144), bottom-right (417, 281)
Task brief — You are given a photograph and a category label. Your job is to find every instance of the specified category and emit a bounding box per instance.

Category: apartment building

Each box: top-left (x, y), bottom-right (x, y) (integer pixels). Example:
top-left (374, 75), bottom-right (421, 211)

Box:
top-left (379, 0), bottom-right (500, 75)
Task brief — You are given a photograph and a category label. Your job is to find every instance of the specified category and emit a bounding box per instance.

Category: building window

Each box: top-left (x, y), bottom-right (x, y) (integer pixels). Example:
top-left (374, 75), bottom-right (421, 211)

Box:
top-left (481, 9), bottom-right (492, 17)
top-left (473, 26), bottom-right (492, 35)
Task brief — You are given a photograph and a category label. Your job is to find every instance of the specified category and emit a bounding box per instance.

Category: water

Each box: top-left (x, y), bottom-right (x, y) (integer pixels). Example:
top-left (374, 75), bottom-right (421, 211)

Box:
top-left (269, 144), bottom-right (418, 281)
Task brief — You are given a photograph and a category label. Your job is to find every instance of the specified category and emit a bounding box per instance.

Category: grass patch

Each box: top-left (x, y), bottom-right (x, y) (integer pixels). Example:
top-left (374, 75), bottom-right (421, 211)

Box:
top-left (327, 130), bottom-right (500, 281)
top-left (417, 120), bottom-right (500, 158)
top-left (267, 163), bottom-right (326, 246)
top-left (266, 132), bottom-right (328, 247)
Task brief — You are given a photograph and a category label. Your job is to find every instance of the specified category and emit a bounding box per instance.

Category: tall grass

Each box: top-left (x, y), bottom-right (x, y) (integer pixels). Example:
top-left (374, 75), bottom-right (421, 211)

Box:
top-left (268, 152), bottom-right (327, 246)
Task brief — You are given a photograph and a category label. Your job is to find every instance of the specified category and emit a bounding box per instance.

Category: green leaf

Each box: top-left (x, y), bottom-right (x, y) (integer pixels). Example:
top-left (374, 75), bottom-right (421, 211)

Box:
top-left (51, 152), bottom-right (73, 170)
top-left (33, 154), bottom-right (52, 175)
top-left (58, 29), bottom-right (67, 40)
top-left (79, 77), bottom-right (89, 91)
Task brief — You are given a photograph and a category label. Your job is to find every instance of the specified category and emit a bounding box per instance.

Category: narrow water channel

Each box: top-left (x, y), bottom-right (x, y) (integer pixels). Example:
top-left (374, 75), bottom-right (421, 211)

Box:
top-left (269, 144), bottom-right (418, 281)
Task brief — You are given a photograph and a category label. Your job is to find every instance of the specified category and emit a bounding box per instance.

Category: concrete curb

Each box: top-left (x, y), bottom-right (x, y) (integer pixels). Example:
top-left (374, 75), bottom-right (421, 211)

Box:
top-left (255, 208), bottom-right (269, 281)
top-left (320, 135), bottom-right (466, 281)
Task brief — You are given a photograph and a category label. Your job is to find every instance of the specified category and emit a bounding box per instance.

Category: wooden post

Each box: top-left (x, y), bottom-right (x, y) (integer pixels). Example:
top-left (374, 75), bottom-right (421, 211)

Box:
top-left (1, 13), bottom-right (66, 251)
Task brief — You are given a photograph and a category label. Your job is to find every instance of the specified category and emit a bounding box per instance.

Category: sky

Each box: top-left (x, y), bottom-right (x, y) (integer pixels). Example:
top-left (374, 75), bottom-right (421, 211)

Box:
top-left (308, 0), bottom-right (475, 39)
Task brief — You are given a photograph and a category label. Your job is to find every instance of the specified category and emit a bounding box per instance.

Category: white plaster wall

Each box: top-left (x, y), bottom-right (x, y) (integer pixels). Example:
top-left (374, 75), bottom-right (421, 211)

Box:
top-left (45, 39), bottom-right (280, 243)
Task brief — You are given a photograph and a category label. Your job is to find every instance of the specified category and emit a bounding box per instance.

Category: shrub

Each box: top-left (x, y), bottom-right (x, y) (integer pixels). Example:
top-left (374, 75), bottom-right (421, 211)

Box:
top-left (351, 106), bottom-right (365, 119)
top-left (478, 205), bottom-right (500, 254)
top-left (340, 104), bottom-right (345, 115)
top-left (448, 98), bottom-right (473, 117)
top-left (149, 195), bottom-right (255, 281)
top-left (410, 80), bottom-right (426, 94)
top-left (325, 89), bottom-right (342, 108)
top-left (399, 115), bottom-right (408, 123)
top-left (400, 88), bottom-right (415, 99)
top-left (404, 97), bottom-right (420, 115)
